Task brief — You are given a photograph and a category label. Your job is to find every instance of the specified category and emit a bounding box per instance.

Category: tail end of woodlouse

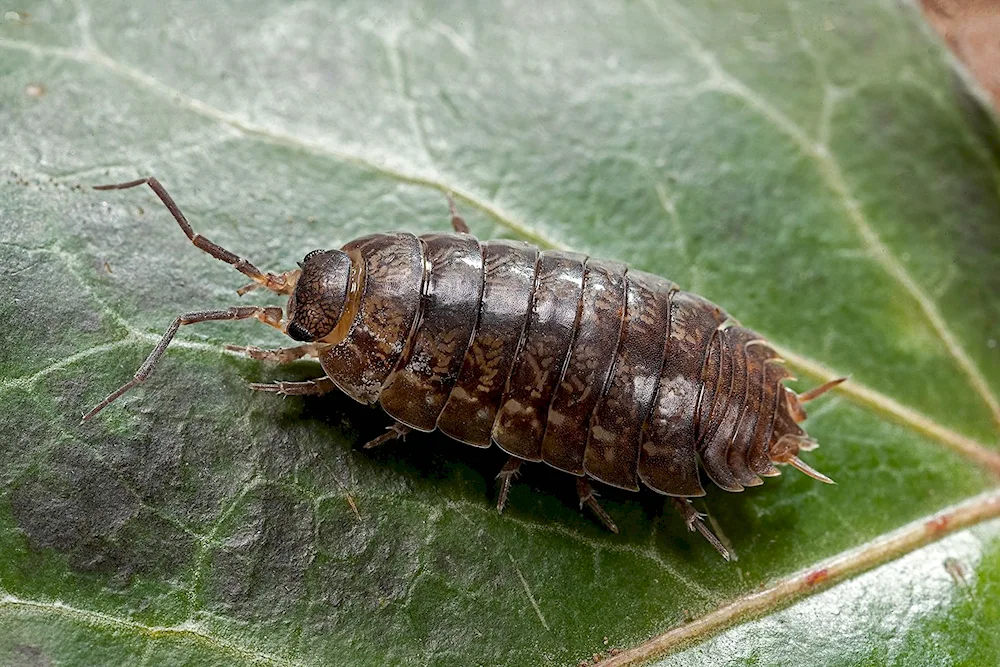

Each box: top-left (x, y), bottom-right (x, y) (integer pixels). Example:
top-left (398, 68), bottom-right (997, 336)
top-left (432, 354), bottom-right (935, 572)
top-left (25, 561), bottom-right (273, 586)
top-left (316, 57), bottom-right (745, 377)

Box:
top-left (786, 377), bottom-right (847, 424)
top-left (770, 434), bottom-right (835, 484)
top-left (786, 455), bottom-right (836, 485)
top-left (797, 376), bottom-right (848, 403)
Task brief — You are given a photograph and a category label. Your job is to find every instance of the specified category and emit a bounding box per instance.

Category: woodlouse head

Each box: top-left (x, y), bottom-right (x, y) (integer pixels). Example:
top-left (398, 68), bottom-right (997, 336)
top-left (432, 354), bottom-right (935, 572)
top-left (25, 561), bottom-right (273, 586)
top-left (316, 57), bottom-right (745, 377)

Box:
top-left (285, 249), bottom-right (354, 342)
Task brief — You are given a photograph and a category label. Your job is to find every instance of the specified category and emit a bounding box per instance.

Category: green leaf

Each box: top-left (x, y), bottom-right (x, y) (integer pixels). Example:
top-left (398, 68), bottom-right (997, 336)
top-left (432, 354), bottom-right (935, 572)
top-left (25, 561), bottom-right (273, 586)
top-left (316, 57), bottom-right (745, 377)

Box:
top-left (1, 1), bottom-right (998, 665)
top-left (653, 515), bottom-right (1000, 667)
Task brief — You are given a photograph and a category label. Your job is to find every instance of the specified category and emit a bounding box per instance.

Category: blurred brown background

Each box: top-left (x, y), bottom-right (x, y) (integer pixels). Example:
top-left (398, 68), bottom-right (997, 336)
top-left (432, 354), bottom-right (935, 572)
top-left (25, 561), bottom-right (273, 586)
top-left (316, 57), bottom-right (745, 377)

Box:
top-left (921, 0), bottom-right (1000, 111)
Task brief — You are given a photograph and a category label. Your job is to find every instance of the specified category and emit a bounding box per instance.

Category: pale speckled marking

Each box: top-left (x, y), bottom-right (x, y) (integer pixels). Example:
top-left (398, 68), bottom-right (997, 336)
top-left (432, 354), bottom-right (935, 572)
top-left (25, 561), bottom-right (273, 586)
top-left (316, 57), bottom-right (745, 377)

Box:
top-left (583, 271), bottom-right (673, 491)
top-left (637, 291), bottom-right (727, 497)
top-left (491, 251), bottom-right (586, 461)
top-left (437, 241), bottom-right (539, 446)
top-left (541, 258), bottom-right (628, 476)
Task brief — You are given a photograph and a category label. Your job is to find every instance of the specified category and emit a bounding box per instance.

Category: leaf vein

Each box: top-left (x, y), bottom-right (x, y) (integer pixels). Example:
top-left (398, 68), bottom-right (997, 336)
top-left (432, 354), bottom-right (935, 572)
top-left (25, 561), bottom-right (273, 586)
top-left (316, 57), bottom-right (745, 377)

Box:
top-left (597, 487), bottom-right (1000, 665)
top-left (640, 0), bottom-right (1000, 433)
top-left (0, 593), bottom-right (305, 667)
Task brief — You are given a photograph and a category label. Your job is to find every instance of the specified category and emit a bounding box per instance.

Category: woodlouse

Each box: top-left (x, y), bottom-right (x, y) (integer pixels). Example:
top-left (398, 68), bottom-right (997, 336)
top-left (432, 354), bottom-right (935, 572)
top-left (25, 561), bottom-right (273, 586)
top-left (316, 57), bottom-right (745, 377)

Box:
top-left (83, 177), bottom-right (845, 559)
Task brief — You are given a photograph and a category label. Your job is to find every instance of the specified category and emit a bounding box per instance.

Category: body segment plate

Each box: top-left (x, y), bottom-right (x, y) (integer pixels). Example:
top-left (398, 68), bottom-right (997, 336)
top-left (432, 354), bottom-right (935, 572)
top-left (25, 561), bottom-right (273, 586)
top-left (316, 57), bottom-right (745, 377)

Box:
top-left (321, 233), bottom-right (424, 404)
top-left (380, 234), bottom-right (484, 431)
top-left (437, 241), bottom-right (539, 446)
top-left (638, 291), bottom-right (728, 496)
top-left (492, 250), bottom-right (587, 461)
top-left (541, 258), bottom-right (627, 475)
top-left (583, 270), bottom-right (673, 491)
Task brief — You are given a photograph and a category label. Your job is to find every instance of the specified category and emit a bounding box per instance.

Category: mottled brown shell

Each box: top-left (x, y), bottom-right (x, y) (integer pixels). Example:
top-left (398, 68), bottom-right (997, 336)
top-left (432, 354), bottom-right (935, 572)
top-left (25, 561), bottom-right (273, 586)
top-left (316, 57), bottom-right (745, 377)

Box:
top-left (319, 233), bottom-right (830, 498)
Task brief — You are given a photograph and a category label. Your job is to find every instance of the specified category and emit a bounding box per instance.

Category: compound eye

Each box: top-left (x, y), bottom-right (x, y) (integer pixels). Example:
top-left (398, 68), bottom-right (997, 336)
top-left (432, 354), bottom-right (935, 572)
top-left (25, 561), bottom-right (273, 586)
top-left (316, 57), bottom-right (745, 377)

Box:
top-left (287, 321), bottom-right (314, 342)
top-left (302, 249), bottom-right (326, 263)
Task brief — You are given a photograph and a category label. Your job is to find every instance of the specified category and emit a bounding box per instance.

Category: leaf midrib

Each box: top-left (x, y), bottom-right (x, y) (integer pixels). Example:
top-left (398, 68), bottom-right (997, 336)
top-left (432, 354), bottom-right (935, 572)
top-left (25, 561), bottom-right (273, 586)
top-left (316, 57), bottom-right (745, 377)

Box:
top-left (0, 593), bottom-right (301, 667)
top-left (598, 488), bottom-right (1000, 665)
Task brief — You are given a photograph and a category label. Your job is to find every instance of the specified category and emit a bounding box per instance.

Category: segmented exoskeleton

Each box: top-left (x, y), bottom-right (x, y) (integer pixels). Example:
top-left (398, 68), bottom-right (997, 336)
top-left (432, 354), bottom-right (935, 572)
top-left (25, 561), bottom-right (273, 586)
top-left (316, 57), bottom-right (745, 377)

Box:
top-left (84, 177), bottom-right (844, 559)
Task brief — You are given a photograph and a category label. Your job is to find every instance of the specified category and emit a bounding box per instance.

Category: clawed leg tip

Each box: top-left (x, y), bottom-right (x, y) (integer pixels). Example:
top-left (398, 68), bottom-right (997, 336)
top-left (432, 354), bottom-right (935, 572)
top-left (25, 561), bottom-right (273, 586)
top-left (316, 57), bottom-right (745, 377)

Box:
top-left (577, 479), bottom-right (619, 534)
top-left (363, 435), bottom-right (391, 449)
top-left (365, 423), bottom-right (413, 450)
top-left (672, 498), bottom-right (733, 561)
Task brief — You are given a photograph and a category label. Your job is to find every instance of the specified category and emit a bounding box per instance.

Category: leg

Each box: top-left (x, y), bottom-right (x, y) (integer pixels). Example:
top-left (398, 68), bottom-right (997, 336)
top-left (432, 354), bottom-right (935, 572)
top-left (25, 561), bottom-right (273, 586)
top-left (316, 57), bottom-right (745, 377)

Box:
top-left (225, 342), bottom-right (322, 364)
top-left (446, 192), bottom-right (470, 233)
top-left (249, 377), bottom-right (337, 396)
top-left (670, 497), bottom-right (732, 561)
top-left (81, 305), bottom-right (283, 422)
top-left (495, 456), bottom-right (523, 513)
top-left (94, 177), bottom-right (297, 295)
top-left (577, 478), bottom-right (619, 534)
top-left (235, 268), bottom-right (301, 296)
top-left (364, 422), bottom-right (413, 449)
